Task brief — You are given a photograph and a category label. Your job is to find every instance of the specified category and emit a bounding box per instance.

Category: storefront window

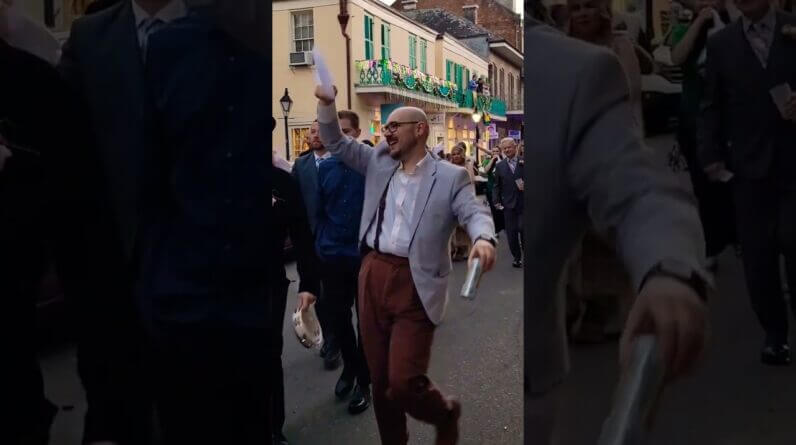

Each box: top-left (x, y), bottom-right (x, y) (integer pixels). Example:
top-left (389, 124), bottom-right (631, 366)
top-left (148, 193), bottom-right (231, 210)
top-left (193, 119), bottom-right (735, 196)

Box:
top-left (291, 127), bottom-right (311, 159)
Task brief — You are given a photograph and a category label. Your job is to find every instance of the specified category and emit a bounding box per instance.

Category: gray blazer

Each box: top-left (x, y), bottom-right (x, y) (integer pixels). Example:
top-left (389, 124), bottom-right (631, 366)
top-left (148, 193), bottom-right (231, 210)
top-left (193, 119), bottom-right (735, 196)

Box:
top-left (524, 24), bottom-right (707, 394)
top-left (698, 11), bottom-right (796, 181)
top-left (292, 153), bottom-right (321, 234)
top-left (317, 103), bottom-right (494, 325)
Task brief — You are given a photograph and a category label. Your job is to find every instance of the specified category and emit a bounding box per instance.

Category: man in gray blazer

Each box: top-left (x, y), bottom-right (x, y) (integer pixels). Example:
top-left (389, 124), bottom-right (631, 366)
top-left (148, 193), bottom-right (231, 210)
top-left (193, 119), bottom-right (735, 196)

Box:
top-left (315, 87), bottom-right (497, 445)
top-left (523, 17), bottom-right (711, 443)
top-left (699, 0), bottom-right (796, 365)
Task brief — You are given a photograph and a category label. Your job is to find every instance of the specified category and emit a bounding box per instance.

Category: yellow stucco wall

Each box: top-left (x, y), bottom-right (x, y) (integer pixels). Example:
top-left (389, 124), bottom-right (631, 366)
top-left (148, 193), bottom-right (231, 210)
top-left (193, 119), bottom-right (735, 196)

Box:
top-left (272, 0), bottom-right (488, 159)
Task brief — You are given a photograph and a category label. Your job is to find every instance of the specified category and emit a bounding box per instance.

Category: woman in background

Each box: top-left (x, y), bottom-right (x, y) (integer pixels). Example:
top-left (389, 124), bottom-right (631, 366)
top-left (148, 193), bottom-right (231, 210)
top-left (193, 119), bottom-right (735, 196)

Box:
top-left (449, 143), bottom-right (475, 261)
top-left (480, 146), bottom-right (505, 237)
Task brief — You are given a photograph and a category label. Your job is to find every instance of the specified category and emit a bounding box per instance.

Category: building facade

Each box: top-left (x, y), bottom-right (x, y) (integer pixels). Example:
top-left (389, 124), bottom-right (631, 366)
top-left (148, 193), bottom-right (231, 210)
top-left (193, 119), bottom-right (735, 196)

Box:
top-left (273, 0), bottom-right (505, 160)
top-left (401, 7), bottom-right (522, 145)
top-left (392, 0), bottom-right (522, 53)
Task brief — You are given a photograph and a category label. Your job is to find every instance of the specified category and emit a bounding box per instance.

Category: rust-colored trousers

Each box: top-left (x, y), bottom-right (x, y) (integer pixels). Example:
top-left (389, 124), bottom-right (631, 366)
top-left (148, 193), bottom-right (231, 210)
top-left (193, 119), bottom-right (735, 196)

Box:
top-left (358, 251), bottom-right (452, 445)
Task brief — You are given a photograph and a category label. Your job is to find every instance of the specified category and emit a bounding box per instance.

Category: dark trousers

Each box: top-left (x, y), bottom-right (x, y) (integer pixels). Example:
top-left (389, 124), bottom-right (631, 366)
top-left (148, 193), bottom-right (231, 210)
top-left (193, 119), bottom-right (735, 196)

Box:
top-left (320, 258), bottom-right (370, 386)
top-left (2, 234), bottom-right (57, 445)
top-left (270, 278), bottom-right (290, 434)
top-left (358, 252), bottom-right (453, 445)
top-left (733, 178), bottom-right (796, 345)
top-left (485, 190), bottom-right (505, 234)
top-left (679, 127), bottom-right (736, 257)
top-left (150, 325), bottom-right (272, 444)
top-left (503, 206), bottom-right (524, 261)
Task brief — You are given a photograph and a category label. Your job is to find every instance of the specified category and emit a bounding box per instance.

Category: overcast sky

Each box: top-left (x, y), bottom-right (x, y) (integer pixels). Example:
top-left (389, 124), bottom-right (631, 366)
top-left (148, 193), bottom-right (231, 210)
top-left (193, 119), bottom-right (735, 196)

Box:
top-left (378, 0), bottom-right (523, 16)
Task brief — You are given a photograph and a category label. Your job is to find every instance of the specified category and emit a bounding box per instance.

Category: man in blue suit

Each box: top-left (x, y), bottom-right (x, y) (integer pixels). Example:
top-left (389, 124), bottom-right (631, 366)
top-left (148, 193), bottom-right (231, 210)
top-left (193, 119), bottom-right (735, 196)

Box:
top-left (293, 122), bottom-right (340, 369)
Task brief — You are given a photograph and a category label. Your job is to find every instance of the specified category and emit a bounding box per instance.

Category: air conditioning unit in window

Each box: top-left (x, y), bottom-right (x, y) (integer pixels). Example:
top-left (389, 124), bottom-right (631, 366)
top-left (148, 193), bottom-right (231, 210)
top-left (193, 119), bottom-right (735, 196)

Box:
top-left (289, 51), bottom-right (314, 66)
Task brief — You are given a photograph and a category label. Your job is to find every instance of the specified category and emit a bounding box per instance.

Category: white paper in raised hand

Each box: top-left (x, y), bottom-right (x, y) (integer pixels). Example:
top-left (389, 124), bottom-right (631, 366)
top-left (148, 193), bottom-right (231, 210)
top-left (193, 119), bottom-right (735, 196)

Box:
top-left (1, 2), bottom-right (61, 66)
top-left (312, 47), bottom-right (335, 99)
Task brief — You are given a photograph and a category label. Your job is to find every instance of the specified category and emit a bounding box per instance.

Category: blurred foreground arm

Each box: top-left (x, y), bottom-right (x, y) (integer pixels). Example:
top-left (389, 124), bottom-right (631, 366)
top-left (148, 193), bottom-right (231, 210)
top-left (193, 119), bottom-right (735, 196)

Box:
top-left (566, 49), bottom-right (710, 381)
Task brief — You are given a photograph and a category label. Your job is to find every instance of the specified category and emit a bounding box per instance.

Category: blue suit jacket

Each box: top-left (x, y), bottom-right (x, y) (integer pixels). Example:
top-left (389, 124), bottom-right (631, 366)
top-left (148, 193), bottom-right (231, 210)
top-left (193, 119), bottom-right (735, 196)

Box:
top-left (292, 153), bottom-right (320, 234)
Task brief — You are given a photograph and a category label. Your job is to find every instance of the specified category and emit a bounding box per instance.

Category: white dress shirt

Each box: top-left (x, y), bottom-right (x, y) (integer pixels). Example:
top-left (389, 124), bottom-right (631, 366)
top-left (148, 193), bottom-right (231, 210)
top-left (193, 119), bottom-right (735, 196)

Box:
top-left (313, 151), bottom-right (332, 168)
top-left (131, 0), bottom-right (187, 50)
top-left (742, 6), bottom-right (776, 67)
top-left (366, 152), bottom-right (432, 258)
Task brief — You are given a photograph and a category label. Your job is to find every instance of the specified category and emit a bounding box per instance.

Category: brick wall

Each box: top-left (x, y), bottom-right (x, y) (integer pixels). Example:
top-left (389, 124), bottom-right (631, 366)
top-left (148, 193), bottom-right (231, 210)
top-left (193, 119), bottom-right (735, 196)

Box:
top-left (396, 0), bottom-right (523, 51)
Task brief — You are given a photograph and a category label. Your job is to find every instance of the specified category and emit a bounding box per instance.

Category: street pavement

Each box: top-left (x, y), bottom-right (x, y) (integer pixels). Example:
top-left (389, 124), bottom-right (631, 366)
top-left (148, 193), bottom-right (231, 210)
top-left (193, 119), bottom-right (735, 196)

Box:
top-left (40, 225), bottom-right (524, 444)
top-left (39, 133), bottom-right (796, 444)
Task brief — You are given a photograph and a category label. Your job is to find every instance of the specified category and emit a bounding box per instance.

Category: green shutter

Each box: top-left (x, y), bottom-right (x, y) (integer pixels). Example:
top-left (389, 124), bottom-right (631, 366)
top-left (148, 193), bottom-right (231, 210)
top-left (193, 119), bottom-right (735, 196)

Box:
top-left (446, 60), bottom-right (451, 81)
top-left (420, 39), bottom-right (427, 73)
top-left (364, 16), bottom-right (372, 59)
top-left (408, 35), bottom-right (416, 69)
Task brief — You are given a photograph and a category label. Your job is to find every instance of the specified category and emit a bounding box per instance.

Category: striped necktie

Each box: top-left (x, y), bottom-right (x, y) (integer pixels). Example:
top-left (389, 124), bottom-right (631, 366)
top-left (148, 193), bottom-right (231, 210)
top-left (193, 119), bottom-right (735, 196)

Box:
top-left (140, 18), bottom-right (165, 61)
top-left (748, 22), bottom-right (771, 67)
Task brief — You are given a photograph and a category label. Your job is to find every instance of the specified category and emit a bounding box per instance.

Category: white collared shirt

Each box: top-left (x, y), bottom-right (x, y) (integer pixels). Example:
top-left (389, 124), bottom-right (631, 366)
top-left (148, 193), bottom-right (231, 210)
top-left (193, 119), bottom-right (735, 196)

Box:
top-left (131, 0), bottom-right (187, 49)
top-left (741, 6), bottom-right (776, 66)
top-left (313, 151), bottom-right (332, 168)
top-left (366, 152), bottom-right (432, 258)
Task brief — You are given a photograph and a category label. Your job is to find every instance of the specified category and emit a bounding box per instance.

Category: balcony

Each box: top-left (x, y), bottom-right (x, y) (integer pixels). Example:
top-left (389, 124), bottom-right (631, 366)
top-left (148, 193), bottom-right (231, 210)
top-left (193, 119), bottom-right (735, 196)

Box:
top-left (354, 59), bottom-right (460, 108)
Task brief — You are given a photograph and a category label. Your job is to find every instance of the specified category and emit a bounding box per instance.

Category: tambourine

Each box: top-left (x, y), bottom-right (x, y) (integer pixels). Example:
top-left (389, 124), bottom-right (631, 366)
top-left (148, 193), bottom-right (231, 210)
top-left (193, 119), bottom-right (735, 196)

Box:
top-left (292, 303), bottom-right (323, 349)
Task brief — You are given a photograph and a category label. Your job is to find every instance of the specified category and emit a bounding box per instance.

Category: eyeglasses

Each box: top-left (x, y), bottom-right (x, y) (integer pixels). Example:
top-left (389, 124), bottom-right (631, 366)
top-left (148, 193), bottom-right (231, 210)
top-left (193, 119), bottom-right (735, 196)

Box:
top-left (381, 121), bottom-right (420, 134)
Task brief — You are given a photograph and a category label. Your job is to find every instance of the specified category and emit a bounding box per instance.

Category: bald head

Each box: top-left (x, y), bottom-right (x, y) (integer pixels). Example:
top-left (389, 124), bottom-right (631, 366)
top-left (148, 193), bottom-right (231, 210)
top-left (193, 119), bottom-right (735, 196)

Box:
top-left (383, 106), bottom-right (430, 162)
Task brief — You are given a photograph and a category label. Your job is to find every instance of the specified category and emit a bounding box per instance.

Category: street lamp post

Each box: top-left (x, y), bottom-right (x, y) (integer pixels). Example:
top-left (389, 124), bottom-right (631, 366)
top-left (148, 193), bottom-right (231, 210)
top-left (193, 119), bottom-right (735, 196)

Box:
top-left (472, 112), bottom-right (482, 165)
top-left (280, 88), bottom-right (293, 160)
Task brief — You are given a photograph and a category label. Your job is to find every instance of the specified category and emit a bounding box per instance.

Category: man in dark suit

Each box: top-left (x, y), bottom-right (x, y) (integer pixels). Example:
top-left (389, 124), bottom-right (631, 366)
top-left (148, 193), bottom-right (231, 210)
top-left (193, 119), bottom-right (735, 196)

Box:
top-left (699, 0), bottom-right (796, 365)
top-left (524, 14), bottom-right (711, 443)
top-left (60, 1), bottom-right (275, 443)
top-left (493, 137), bottom-right (525, 268)
top-left (292, 121), bottom-right (340, 370)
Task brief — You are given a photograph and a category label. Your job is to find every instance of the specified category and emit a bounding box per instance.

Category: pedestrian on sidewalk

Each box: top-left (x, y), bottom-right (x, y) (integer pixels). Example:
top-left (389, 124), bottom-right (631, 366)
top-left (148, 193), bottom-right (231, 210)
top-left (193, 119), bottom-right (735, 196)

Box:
top-left (315, 85), bottom-right (497, 445)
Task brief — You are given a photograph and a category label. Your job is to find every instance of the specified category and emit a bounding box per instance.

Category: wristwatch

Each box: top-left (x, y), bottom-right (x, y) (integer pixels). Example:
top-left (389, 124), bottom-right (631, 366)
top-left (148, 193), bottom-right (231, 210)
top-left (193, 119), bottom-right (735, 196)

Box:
top-left (474, 234), bottom-right (498, 247)
top-left (643, 259), bottom-right (712, 302)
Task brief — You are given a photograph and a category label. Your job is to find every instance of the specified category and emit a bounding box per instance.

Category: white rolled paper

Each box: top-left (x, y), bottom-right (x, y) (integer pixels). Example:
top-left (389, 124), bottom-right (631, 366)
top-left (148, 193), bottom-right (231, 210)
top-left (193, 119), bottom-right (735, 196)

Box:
top-left (312, 47), bottom-right (335, 99)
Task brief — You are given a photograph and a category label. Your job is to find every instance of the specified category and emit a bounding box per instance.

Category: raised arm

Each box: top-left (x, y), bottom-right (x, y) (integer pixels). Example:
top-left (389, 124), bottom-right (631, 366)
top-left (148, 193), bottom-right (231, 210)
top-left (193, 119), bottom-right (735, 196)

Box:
top-left (565, 47), bottom-right (710, 378)
top-left (315, 87), bottom-right (375, 175)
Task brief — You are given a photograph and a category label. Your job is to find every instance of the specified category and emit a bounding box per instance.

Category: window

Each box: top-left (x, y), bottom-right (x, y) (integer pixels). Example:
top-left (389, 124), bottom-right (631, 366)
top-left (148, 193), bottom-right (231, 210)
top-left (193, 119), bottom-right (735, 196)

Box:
top-left (381, 23), bottom-right (391, 60)
top-left (446, 60), bottom-right (453, 81)
top-left (419, 39), bottom-right (427, 72)
top-left (408, 34), bottom-right (417, 69)
top-left (499, 68), bottom-right (505, 101)
top-left (291, 127), bottom-right (311, 159)
top-left (462, 5), bottom-right (478, 23)
top-left (292, 10), bottom-right (314, 52)
top-left (364, 15), bottom-right (374, 59)
top-left (508, 73), bottom-right (514, 108)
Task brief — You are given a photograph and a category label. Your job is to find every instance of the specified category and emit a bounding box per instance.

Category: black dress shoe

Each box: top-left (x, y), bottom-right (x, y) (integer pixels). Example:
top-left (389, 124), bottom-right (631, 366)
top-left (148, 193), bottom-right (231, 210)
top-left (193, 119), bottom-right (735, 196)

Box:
top-left (348, 384), bottom-right (371, 415)
top-left (324, 348), bottom-right (341, 370)
top-left (512, 260), bottom-right (523, 268)
top-left (761, 344), bottom-right (791, 366)
top-left (335, 374), bottom-right (355, 399)
top-left (273, 432), bottom-right (289, 445)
